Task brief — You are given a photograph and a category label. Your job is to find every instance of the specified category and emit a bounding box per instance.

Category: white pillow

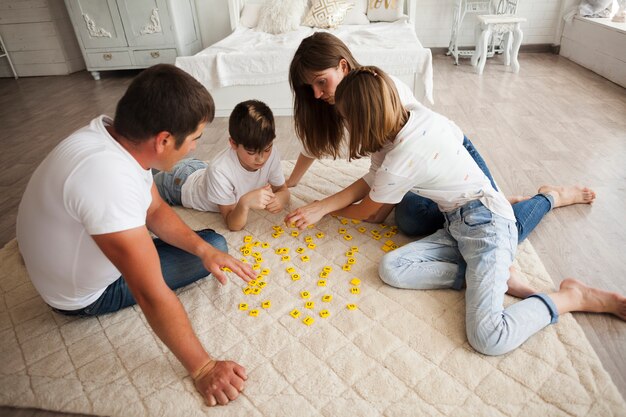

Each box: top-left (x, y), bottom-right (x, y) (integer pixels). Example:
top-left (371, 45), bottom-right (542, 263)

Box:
top-left (367, 0), bottom-right (405, 22)
top-left (257, 0), bottom-right (307, 34)
top-left (240, 3), bottom-right (263, 28)
top-left (343, 0), bottom-right (369, 24)
top-left (303, 0), bottom-right (354, 28)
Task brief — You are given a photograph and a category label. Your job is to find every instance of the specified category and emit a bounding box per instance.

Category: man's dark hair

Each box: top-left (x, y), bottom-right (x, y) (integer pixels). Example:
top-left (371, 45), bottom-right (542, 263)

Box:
top-left (228, 100), bottom-right (275, 153)
top-left (114, 64), bottom-right (214, 148)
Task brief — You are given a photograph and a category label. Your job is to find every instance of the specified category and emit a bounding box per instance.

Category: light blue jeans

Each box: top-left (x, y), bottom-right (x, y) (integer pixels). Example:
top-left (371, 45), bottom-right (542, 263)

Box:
top-left (379, 200), bottom-right (559, 356)
top-left (154, 158), bottom-right (208, 206)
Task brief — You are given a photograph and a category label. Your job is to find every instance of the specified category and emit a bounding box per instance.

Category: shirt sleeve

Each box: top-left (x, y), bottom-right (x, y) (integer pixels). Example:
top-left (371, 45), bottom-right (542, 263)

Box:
top-left (204, 165), bottom-right (238, 206)
top-left (368, 170), bottom-right (414, 205)
top-left (65, 156), bottom-right (150, 235)
top-left (362, 150), bottom-right (386, 187)
top-left (267, 148), bottom-right (286, 186)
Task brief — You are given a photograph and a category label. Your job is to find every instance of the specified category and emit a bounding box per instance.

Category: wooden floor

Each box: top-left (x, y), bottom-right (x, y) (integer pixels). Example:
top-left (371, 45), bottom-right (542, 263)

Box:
top-left (0, 53), bottom-right (624, 416)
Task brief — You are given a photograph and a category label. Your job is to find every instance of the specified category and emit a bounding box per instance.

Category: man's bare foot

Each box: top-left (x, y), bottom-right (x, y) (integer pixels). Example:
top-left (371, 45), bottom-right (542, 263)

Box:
top-left (506, 266), bottom-right (536, 299)
top-left (559, 278), bottom-right (626, 320)
top-left (507, 195), bottom-right (531, 205)
top-left (538, 185), bottom-right (596, 208)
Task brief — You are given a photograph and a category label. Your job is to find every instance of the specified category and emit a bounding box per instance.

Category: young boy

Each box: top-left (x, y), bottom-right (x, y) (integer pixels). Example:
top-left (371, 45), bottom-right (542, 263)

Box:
top-left (155, 99), bottom-right (290, 231)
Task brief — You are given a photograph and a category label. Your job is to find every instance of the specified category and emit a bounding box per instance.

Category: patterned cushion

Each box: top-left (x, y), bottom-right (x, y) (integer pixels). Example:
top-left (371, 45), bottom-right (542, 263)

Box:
top-left (303, 0), bottom-right (354, 28)
top-left (367, 0), bottom-right (405, 22)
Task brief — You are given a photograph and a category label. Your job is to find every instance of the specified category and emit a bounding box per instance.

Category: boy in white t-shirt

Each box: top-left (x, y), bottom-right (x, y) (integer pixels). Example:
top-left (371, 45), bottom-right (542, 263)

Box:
top-left (155, 100), bottom-right (290, 231)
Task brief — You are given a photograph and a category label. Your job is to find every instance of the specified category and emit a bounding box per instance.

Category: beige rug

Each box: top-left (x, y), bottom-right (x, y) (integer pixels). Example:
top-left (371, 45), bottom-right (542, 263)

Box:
top-left (1, 159), bottom-right (625, 417)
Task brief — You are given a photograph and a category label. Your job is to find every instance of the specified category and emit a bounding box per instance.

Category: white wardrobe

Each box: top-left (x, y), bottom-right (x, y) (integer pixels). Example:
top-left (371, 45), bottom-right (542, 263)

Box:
top-left (64, 0), bottom-right (202, 80)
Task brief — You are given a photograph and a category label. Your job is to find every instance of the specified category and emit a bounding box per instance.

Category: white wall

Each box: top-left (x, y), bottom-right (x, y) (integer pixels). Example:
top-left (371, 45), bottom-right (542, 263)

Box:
top-left (193, 0), bottom-right (572, 49)
top-left (0, 0), bottom-right (84, 77)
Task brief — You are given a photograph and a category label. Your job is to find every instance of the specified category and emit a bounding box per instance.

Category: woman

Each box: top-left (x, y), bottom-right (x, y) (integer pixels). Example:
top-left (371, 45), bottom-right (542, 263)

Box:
top-left (287, 32), bottom-right (595, 241)
top-left (285, 66), bottom-right (625, 355)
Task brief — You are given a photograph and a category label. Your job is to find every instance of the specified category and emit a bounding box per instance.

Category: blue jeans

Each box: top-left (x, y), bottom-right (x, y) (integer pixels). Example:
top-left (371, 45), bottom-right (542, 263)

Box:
top-left (395, 137), bottom-right (553, 243)
top-left (379, 200), bottom-right (559, 356)
top-left (53, 229), bottom-right (227, 316)
top-left (154, 158), bottom-right (208, 206)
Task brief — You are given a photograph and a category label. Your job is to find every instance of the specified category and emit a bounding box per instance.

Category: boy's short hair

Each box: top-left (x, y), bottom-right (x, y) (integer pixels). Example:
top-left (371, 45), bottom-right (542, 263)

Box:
top-left (228, 100), bottom-right (276, 153)
top-left (114, 64), bottom-right (214, 149)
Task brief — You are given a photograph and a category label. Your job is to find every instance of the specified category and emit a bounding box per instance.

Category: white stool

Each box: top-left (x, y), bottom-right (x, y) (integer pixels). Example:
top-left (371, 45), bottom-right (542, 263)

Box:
top-left (0, 32), bottom-right (17, 79)
top-left (471, 15), bottom-right (526, 75)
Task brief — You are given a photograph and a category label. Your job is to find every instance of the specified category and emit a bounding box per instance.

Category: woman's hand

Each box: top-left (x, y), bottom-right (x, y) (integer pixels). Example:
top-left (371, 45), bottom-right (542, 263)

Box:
top-left (284, 200), bottom-right (327, 229)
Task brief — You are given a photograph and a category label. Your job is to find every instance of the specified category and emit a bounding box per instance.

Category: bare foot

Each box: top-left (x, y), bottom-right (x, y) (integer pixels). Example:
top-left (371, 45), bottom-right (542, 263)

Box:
top-left (559, 278), bottom-right (626, 320)
top-left (507, 195), bottom-right (531, 205)
top-left (506, 266), bottom-right (536, 299)
top-left (538, 185), bottom-right (596, 208)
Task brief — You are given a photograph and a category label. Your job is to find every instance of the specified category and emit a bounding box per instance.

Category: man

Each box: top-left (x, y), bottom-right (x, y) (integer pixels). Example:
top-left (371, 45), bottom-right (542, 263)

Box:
top-left (16, 64), bottom-right (256, 407)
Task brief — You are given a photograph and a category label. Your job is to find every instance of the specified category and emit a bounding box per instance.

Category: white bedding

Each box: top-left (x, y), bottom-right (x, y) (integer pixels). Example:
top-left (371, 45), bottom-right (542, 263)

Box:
top-left (176, 19), bottom-right (434, 104)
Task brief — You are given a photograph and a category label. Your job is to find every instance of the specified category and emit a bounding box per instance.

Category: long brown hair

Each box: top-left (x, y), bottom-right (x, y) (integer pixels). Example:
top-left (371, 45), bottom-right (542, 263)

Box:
top-left (335, 66), bottom-right (408, 160)
top-left (289, 32), bottom-right (361, 159)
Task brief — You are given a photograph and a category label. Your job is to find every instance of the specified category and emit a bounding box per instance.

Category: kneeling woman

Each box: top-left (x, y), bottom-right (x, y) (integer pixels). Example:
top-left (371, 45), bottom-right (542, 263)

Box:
top-left (285, 66), bottom-right (626, 355)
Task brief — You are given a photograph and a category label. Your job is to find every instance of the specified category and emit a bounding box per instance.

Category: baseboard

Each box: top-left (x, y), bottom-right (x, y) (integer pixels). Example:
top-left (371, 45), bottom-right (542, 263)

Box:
top-left (431, 44), bottom-right (558, 55)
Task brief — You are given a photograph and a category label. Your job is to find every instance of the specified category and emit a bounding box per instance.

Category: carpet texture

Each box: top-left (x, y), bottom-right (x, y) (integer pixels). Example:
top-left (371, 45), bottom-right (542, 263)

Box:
top-left (1, 159), bottom-right (625, 417)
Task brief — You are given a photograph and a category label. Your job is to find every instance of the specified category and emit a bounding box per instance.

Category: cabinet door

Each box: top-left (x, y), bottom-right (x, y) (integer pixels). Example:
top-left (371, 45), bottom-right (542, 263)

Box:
top-left (65, 0), bottom-right (127, 49)
top-left (117, 0), bottom-right (174, 48)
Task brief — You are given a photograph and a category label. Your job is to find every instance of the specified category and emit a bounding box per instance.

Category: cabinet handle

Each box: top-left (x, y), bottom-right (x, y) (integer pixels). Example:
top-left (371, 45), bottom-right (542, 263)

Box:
top-left (103, 53), bottom-right (112, 61)
top-left (150, 51), bottom-right (160, 58)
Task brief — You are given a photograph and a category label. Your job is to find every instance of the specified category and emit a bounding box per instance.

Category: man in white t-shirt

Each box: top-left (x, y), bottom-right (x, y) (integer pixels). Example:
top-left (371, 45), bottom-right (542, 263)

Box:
top-left (154, 100), bottom-right (290, 231)
top-left (16, 65), bottom-right (256, 408)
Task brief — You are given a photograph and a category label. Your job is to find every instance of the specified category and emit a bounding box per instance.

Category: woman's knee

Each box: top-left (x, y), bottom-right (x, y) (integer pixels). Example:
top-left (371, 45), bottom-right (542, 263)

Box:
top-left (465, 323), bottom-right (509, 356)
top-left (378, 252), bottom-right (403, 287)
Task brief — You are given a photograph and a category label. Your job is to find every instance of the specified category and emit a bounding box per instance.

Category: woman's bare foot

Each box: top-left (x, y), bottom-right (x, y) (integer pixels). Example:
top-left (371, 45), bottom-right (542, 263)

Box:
top-left (557, 278), bottom-right (626, 320)
top-left (507, 195), bottom-right (531, 205)
top-left (538, 185), bottom-right (596, 208)
top-left (506, 266), bottom-right (536, 299)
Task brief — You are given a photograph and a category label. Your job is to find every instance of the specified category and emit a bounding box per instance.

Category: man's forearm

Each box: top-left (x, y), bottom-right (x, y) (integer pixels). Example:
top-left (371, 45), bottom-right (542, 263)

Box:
top-left (138, 287), bottom-right (211, 374)
top-left (147, 202), bottom-right (210, 257)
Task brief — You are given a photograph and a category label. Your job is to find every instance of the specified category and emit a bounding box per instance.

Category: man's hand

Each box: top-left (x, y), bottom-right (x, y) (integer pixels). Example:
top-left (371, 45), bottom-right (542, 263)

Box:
top-left (199, 247), bottom-right (256, 285)
top-left (241, 185), bottom-right (274, 210)
top-left (193, 360), bottom-right (247, 406)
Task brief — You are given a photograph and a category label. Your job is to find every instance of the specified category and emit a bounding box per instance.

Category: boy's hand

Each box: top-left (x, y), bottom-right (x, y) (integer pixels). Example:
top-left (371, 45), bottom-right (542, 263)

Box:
top-left (265, 195), bottom-right (284, 214)
top-left (241, 185), bottom-right (274, 210)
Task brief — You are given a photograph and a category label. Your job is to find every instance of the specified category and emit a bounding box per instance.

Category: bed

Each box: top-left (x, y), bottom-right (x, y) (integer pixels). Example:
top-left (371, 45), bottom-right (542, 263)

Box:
top-left (176, 0), bottom-right (434, 116)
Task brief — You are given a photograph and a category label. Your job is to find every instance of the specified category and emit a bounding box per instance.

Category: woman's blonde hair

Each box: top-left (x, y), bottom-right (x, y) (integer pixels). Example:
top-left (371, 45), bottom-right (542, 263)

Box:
top-left (335, 66), bottom-right (408, 160)
top-left (289, 32), bottom-right (361, 159)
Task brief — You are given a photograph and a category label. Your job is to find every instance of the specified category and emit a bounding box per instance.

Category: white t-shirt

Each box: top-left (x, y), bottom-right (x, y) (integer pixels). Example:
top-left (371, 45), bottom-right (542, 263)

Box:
top-left (363, 109), bottom-right (515, 221)
top-left (16, 116), bottom-right (154, 310)
top-left (181, 146), bottom-right (285, 212)
top-left (301, 75), bottom-right (428, 159)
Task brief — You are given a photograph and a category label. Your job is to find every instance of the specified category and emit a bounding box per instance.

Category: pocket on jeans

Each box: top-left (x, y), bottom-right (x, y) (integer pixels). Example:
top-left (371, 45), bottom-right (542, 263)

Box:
top-left (462, 208), bottom-right (493, 227)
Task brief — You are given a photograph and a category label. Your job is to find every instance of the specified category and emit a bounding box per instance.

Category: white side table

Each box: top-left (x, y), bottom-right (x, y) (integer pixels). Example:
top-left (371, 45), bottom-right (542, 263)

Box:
top-left (471, 15), bottom-right (526, 74)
